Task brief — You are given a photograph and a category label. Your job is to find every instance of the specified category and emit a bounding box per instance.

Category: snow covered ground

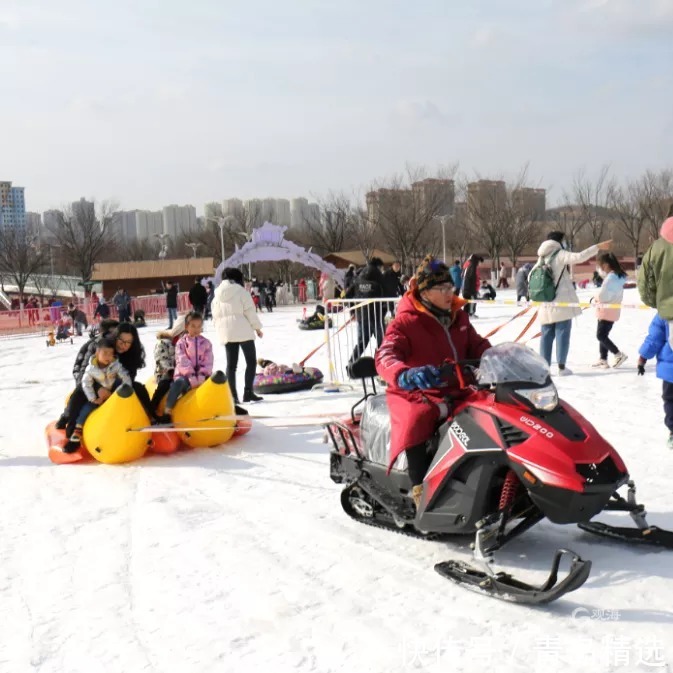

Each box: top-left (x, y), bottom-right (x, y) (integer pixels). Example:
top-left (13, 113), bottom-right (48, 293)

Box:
top-left (1, 289), bottom-right (672, 673)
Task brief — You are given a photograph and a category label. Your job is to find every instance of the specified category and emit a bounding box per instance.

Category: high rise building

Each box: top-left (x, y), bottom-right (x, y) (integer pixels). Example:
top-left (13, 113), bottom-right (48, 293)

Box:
top-left (366, 188), bottom-right (414, 227)
top-left (136, 210), bottom-right (164, 241)
top-left (162, 204), bottom-right (197, 237)
top-left (290, 197), bottom-right (309, 230)
top-left (222, 198), bottom-right (244, 219)
top-left (412, 178), bottom-right (455, 217)
top-left (25, 212), bottom-right (41, 238)
top-left (275, 199), bottom-right (291, 227)
top-left (113, 211), bottom-right (138, 242)
top-left (467, 180), bottom-right (507, 225)
top-left (0, 181), bottom-right (26, 233)
top-left (512, 187), bottom-right (546, 220)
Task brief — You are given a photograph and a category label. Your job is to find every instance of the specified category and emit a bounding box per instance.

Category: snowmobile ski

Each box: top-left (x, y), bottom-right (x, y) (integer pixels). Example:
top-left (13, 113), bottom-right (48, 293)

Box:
top-left (434, 549), bottom-right (592, 605)
top-left (578, 522), bottom-right (673, 549)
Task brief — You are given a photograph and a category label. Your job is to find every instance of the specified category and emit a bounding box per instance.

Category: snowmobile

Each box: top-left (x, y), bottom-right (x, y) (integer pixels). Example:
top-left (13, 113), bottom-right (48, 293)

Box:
top-left (326, 343), bottom-right (673, 605)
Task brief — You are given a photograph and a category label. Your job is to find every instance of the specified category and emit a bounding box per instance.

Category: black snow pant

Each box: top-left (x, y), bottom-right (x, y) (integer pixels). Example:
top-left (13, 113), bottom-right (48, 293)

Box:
top-left (405, 441), bottom-right (435, 487)
top-left (596, 320), bottom-right (619, 360)
top-left (663, 382), bottom-right (673, 435)
top-left (348, 313), bottom-right (384, 368)
top-left (225, 340), bottom-right (257, 402)
top-left (463, 293), bottom-right (477, 316)
top-left (151, 377), bottom-right (173, 412)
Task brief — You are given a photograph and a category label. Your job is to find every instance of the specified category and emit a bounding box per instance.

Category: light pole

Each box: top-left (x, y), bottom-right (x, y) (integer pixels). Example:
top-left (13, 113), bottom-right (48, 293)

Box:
top-left (439, 215), bottom-right (450, 262)
top-left (235, 231), bottom-right (252, 279)
top-left (186, 242), bottom-right (201, 259)
top-left (212, 215), bottom-right (236, 264)
top-left (155, 233), bottom-right (170, 259)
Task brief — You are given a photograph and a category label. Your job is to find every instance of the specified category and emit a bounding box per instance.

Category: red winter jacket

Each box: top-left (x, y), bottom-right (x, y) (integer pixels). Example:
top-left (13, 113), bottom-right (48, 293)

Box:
top-left (375, 292), bottom-right (491, 471)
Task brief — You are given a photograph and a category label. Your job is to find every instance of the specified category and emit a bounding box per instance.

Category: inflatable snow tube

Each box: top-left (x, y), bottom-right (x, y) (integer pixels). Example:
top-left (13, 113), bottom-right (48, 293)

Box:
top-left (253, 367), bottom-right (323, 394)
top-left (47, 385), bottom-right (151, 465)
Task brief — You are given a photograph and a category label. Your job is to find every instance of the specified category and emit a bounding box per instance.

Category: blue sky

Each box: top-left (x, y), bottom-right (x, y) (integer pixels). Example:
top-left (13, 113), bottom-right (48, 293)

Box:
top-left (1, 0), bottom-right (672, 213)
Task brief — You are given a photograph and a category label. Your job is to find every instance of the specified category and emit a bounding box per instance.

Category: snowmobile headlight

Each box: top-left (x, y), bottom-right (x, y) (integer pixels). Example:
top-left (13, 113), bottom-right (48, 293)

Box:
top-left (515, 384), bottom-right (558, 412)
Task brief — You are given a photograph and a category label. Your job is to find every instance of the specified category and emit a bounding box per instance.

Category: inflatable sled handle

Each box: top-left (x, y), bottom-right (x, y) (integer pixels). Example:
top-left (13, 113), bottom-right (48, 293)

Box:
top-left (127, 412), bottom-right (340, 433)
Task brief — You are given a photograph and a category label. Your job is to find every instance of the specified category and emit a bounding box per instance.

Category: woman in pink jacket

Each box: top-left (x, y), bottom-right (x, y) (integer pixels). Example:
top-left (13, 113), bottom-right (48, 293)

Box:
top-left (159, 311), bottom-right (214, 421)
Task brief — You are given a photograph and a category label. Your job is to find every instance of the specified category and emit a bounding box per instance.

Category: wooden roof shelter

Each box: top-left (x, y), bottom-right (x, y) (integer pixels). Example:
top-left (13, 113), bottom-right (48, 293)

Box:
top-left (323, 249), bottom-right (396, 269)
top-left (92, 258), bottom-right (215, 296)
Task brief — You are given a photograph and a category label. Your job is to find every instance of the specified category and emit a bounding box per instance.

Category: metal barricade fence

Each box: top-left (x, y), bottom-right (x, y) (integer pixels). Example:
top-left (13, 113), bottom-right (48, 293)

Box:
top-left (322, 298), bottom-right (401, 389)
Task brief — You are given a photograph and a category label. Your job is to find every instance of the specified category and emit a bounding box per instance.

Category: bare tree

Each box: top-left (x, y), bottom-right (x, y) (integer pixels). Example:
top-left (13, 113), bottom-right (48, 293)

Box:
top-left (371, 164), bottom-right (458, 271)
top-left (608, 179), bottom-right (650, 264)
top-left (547, 203), bottom-right (586, 252)
top-left (351, 206), bottom-right (380, 261)
top-left (304, 192), bottom-right (355, 255)
top-left (47, 199), bottom-right (118, 282)
top-left (0, 230), bottom-right (47, 303)
top-left (118, 239), bottom-right (158, 261)
top-left (444, 204), bottom-right (475, 262)
top-left (461, 175), bottom-right (506, 271)
top-left (639, 169), bottom-right (673, 242)
top-left (572, 165), bottom-right (615, 244)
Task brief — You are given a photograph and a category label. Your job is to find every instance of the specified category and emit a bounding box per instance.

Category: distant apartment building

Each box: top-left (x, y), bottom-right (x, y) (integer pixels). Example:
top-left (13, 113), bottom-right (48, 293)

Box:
top-left (162, 204), bottom-right (198, 237)
top-left (275, 198), bottom-right (291, 227)
top-left (113, 211), bottom-right (138, 242)
top-left (137, 211), bottom-right (164, 241)
top-left (25, 212), bottom-right (41, 238)
top-left (289, 197), bottom-right (320, 231)
top-left (222, 198), bottom-right (244, 219)
top-left (245, 199), bottom-right (264, 229)
top-left (412, 178), bottom-right (455, 217)
top-left (512, 187), bottom-right (546, 220)
top-left (291, 198), bottom-right (309, 229)
top-left (467, 180), bottom-right (507, 225)
top-left (366, 188), bottom-right (414, 226)
top-left (0, 181), bottom-right (26, 233)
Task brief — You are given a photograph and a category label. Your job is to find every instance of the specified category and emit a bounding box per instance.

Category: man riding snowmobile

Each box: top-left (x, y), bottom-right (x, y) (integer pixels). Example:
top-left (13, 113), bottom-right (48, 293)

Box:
top-left (375, 256), bottom-right (491, 509)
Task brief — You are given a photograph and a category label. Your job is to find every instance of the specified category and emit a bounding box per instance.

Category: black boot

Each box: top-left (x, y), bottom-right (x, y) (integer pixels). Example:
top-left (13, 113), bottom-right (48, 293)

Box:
top-left (243, 388), bottom-right (263, 403)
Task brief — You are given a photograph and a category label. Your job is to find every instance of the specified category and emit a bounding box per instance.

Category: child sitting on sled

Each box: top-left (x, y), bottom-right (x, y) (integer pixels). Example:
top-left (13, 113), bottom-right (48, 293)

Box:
top-left (64, 336), bottom-right (132, 452)
top-left (257, 358), bottom-right (303, 376)
top-left (157, 311), bottom-right (213, 422)
top-left (151, 314), bottom-right (186, 413)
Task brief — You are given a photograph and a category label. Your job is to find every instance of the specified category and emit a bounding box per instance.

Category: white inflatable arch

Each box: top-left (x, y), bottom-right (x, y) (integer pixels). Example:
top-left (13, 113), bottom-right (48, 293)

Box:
top-left (214, 222), bottom-right (345, 286)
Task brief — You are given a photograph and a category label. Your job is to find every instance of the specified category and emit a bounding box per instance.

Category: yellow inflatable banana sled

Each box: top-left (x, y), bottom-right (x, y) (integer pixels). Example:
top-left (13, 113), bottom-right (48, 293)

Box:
top-left (145, 371), bottom-right (237, 447)
top-left (73, 384), bottom-right (151, 464)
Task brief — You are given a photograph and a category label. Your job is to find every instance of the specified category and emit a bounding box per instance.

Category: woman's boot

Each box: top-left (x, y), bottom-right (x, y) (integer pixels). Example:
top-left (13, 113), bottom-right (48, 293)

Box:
top-left (243, 388), bottom-right (263, 402)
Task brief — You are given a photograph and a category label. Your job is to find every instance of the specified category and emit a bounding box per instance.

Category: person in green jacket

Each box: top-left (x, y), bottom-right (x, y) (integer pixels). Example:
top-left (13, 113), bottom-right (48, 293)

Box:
top-left (638, 205), bottom-right (673, 321)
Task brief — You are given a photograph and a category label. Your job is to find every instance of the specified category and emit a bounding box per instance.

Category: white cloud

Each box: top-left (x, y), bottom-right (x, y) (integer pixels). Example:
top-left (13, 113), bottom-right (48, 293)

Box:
top-left (471, 26), bottom-right (498, 48)
top-left (567, 0), bottom-right (673, 36)
top-left (392, 100), bottom-right (456, 127)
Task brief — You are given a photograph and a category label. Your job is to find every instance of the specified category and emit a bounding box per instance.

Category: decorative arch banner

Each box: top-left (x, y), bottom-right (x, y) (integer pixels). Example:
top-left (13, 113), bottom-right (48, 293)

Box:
top-left (214, 222), bottom-right (345, 286)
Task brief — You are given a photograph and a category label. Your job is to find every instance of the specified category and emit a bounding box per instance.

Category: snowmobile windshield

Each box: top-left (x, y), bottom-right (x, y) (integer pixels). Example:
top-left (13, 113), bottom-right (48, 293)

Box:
top-left (477, 343), bottom-right (550, 386)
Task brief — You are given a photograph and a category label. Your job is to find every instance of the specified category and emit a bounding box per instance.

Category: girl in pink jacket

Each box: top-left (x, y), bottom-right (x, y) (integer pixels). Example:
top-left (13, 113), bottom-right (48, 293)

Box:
top-left (160, 311), bottom-right (214, 420)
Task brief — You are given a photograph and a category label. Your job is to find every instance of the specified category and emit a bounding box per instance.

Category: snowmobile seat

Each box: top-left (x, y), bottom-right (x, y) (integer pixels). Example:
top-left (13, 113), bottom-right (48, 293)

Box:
top-left (360, 394), bottom-right (407, 471)
top-left (347, 357), bottom-right (378, 422)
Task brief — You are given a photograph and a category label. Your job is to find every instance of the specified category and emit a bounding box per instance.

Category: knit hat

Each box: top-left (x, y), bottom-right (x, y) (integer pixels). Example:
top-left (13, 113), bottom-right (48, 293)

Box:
top-left (414, 255), bottom-right (453, 292)
top-left (660, 217), bottom-right (673, 244)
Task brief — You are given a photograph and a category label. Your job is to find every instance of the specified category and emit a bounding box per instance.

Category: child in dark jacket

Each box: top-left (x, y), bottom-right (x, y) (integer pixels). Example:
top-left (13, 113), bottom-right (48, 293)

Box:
top-left (158, 311), bottom-right (213, 422)
top-left (64, 337), bottom-right (132, 452)
top-left (638, 314), bottom-right (673, 449)
top-left (151, 315), bottom-right (186, 413)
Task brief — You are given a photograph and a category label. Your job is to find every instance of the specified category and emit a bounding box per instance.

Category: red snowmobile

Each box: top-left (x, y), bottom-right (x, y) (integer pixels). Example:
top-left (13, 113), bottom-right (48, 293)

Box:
top-left (326, 343), bottom-right (673, 605)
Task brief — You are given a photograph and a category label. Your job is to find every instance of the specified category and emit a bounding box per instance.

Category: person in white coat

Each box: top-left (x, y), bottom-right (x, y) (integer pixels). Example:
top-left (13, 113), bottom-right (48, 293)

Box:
top-left (212, 267), bottom-right (264, 403)
top-left (533, 231), bottom-right (611, 375)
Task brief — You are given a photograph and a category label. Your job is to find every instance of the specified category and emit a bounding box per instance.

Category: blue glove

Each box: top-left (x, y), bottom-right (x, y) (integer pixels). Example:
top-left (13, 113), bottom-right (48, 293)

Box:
top-left (397, 365), bottom-right (442, 390)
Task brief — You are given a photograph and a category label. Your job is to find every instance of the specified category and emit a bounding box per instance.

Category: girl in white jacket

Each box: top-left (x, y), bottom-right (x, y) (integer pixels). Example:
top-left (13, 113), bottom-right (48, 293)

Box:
top-left (212, 268), bottom-right (264, 403)
top-left (592, 252), bottom-right (628, 369)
